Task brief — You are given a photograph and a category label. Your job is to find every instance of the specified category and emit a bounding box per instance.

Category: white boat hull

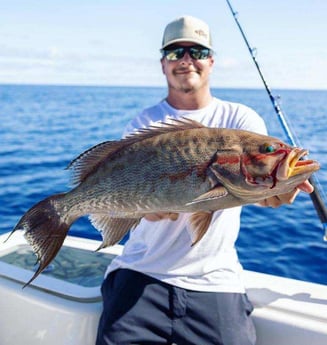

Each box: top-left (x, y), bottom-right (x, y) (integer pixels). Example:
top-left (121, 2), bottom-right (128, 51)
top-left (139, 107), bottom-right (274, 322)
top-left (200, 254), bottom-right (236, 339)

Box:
top-left (0, 232), bottom-right (326, 345)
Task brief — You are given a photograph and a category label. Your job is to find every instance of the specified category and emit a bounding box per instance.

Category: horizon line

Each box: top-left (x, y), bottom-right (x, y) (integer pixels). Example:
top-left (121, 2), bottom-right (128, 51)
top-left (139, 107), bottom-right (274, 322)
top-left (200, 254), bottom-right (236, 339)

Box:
top-left (0, 81), bottom-right (326, 92)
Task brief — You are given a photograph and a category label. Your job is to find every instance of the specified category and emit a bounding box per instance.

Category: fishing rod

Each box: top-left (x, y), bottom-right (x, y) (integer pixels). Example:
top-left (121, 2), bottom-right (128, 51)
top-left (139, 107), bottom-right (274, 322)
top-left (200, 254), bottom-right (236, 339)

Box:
top-left (225, 0), bottom-right (327, 240)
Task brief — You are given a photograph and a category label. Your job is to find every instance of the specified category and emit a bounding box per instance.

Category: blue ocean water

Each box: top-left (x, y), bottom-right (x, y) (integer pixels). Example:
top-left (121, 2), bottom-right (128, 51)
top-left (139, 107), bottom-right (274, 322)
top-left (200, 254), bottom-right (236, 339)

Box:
top-left (1, 84), bottom-right (326, 284)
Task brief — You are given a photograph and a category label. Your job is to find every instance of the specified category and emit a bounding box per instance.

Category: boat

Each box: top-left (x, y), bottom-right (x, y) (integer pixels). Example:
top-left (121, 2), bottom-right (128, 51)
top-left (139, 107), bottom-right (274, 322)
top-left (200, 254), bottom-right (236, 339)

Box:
top-left (0, 230), bottom-right (326, 345)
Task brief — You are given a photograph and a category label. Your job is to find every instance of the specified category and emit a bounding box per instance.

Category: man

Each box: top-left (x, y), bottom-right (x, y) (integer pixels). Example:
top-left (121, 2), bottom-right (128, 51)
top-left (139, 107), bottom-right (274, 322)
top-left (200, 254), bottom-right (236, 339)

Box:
top-left (96, 16), bottom-right (313, 345)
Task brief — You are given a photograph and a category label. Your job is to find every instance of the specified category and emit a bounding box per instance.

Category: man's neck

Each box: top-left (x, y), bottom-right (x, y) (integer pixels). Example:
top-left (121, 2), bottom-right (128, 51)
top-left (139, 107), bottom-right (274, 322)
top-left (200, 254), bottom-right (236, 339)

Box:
top-left (166, 89), bottom-right (213, 110)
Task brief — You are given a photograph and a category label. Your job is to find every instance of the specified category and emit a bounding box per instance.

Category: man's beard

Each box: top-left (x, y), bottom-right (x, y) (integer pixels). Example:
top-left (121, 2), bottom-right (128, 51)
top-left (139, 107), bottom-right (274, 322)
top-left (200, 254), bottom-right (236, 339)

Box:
top-left (171, 68), bottom-right (201, 94)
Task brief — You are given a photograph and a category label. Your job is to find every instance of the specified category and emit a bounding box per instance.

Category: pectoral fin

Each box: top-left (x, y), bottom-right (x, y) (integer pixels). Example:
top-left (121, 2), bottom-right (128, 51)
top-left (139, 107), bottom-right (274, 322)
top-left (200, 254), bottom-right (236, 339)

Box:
top-left (89, 215), bottom-right (141, 250)
top-left (190, 211), bottom-right (214, 245)
top-left (186, 186), bottom-right (228, 206)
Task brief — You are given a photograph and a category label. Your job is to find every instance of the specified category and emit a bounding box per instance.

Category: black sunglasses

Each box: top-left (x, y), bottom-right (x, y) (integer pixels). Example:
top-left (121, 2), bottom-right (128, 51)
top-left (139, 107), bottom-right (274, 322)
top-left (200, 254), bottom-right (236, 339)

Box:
top-left (162, 46), bottom-right (213, 61)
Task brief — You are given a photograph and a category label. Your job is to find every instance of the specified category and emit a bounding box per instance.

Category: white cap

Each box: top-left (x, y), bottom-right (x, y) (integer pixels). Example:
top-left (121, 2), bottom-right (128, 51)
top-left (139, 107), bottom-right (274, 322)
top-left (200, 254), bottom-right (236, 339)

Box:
top-left (161, 15), bottom-right (213, 50)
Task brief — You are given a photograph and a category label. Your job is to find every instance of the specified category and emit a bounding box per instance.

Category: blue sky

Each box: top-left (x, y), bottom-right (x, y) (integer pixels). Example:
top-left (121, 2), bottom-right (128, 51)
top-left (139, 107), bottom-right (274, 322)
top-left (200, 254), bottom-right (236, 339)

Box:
top-left (0, 0), bottom-right (326, 89)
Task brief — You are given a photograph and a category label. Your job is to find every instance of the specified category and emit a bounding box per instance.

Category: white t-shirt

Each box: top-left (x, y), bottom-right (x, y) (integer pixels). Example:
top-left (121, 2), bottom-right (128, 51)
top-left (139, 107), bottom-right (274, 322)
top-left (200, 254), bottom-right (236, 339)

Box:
top-left (106, 97), bottom-right (267, 293)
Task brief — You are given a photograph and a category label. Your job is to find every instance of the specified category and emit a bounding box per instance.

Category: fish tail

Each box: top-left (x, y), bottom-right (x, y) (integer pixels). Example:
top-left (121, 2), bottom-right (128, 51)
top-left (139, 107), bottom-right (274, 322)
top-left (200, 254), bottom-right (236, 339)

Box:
top-left (8, 193), bottom-right (75, 287)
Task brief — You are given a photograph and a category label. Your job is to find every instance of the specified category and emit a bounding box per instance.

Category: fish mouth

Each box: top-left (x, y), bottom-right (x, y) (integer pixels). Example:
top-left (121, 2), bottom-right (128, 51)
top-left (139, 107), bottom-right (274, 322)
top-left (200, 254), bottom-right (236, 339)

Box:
top-left (276, 148), bottom-right (320, 181)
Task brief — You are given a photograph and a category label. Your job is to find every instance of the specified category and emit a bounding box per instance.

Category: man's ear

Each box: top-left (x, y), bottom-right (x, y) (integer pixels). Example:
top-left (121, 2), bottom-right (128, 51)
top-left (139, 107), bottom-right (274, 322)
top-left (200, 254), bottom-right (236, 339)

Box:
top-left (209, 56), bottom-right (215, 67)
top-left (161, 58), bottom-right (166, 75)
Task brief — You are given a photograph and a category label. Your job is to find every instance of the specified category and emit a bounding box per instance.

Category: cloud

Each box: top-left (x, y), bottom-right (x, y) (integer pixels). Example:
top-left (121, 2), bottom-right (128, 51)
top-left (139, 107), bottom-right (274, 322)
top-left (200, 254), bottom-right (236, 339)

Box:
top-left (217, 57), bottom-right (240, 69)
top-left (0, 41), bottom-right (325, 89)
top-left (0, 42), bottom-right (164, 86)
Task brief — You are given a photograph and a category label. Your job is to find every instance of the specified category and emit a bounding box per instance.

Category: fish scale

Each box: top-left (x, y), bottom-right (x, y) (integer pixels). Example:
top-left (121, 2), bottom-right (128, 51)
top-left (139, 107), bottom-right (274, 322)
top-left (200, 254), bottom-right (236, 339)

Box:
top-left (8, 117), bottom-right (319, 286)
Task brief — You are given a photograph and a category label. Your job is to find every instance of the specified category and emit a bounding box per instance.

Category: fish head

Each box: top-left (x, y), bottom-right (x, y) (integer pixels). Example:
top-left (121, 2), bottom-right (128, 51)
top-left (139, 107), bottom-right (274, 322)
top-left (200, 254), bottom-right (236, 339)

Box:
top-left (209, 131), bottom-right (320, 201)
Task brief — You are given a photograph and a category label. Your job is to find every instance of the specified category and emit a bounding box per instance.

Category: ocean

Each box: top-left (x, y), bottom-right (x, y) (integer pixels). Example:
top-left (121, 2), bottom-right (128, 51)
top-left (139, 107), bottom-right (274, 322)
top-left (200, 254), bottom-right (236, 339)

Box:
top-left (1, 84), bottom-right (326, 285)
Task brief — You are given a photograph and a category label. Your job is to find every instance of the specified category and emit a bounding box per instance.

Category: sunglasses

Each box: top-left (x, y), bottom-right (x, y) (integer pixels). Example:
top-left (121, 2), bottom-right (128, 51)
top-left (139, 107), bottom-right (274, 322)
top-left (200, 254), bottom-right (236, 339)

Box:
top-left (162, 46), bottom-right (213, 61)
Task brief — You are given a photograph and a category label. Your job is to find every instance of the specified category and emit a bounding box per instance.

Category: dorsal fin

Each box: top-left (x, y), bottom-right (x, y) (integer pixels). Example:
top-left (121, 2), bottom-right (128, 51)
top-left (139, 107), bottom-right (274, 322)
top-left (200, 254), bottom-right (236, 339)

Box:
top-left (67, 140), bottom-right (124, 185)
top-left (67, 117), bottom-right (205, 185)
top-left (125, 116), bottom-right (205, 141)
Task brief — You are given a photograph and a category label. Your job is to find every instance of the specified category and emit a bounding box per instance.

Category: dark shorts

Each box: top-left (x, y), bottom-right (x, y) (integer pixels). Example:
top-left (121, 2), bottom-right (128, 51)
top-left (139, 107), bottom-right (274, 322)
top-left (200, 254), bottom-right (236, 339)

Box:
top-left (96, 269), bottom-right (256, 345)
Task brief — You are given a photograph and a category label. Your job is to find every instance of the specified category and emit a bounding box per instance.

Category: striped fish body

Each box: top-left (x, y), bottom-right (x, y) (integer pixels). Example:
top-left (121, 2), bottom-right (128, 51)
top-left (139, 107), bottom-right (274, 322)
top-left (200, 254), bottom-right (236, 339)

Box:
top-left (10, 118), bottom-right (319, 286)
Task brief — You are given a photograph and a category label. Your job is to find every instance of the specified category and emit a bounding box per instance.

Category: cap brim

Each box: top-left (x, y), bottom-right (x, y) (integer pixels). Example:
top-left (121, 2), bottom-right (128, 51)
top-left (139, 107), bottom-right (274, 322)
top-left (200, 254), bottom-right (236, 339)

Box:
top-left (161, 38), bottom-right (213, 50)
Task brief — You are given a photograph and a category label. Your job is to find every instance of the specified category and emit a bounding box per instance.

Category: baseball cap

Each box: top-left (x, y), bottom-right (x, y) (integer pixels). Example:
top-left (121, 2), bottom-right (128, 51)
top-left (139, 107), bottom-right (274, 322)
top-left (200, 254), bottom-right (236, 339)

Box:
top-left (161, 15), bottom-right (213, 50)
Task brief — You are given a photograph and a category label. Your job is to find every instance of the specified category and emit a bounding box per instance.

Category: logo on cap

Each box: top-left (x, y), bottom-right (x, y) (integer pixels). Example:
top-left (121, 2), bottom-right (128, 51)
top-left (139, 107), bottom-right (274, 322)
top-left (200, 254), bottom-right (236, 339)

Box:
top-left (195, 29), bottom-right (208, 39)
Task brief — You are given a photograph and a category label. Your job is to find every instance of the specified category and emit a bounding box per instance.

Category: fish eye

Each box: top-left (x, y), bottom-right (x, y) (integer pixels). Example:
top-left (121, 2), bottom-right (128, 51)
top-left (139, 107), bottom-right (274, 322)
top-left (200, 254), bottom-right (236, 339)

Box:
top-left (262, 143), bottom-right (276, 153)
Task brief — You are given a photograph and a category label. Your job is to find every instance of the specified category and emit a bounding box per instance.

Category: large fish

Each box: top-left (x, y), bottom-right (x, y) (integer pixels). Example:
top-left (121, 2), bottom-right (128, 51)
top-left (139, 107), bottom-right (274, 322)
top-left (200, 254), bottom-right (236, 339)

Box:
top-left (9, 118), bottom-right (319, 286)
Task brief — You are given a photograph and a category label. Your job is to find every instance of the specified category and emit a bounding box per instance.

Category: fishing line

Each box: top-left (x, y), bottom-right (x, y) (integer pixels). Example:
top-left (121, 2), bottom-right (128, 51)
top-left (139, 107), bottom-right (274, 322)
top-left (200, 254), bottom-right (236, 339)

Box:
top-left (225, 0), bottom-right (327, 240)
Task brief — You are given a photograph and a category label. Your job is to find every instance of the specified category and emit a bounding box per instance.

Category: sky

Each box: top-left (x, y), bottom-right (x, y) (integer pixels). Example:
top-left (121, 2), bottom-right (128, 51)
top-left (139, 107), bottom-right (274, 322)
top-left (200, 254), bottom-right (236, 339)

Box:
top-left (0, 0), bottom-right (326, 90)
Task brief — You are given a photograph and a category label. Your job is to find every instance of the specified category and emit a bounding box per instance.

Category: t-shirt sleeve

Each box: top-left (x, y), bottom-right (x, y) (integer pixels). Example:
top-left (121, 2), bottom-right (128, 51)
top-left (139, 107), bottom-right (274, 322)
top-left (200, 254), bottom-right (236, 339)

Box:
top-left (235, 105), bottom-right (268, 135)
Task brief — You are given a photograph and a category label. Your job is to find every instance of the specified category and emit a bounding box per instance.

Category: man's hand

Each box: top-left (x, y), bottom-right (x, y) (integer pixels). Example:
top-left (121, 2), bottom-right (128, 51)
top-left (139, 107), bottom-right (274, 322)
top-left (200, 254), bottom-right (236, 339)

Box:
top-left (258, 180), bottom-right (314, 208)
top-left (144, 212), bottom-right (179, 222)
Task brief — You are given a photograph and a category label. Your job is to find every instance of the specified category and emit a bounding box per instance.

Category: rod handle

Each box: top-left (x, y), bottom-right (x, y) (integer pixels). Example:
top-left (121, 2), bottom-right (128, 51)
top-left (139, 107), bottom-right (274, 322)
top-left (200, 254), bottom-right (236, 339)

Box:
top-left (308, 176), bottom-right (327, 224)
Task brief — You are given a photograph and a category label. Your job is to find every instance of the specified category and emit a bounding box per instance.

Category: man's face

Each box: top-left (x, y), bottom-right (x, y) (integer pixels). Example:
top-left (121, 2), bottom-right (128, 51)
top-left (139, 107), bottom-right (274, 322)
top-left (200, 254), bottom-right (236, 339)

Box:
top-left (161, 42), bottom-right (214, 94)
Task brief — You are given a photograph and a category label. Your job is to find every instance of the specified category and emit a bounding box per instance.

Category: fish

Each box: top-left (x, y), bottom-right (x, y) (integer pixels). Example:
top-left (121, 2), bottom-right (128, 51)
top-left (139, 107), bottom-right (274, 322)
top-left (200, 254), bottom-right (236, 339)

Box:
top-left (8, 117), bottom-right (319, 286)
